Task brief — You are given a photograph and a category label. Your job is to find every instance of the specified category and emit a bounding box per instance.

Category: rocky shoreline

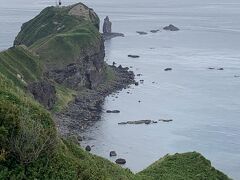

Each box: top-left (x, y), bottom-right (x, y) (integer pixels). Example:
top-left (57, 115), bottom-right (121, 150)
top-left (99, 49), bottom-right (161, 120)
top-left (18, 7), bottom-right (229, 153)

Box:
top-left (55, 64), bottom-right (135, 140)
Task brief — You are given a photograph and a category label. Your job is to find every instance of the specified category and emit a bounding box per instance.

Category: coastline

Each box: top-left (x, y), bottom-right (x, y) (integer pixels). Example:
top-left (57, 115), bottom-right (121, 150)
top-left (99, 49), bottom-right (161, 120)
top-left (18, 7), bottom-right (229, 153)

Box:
top-left (55, 64), bottom-right (135, 140)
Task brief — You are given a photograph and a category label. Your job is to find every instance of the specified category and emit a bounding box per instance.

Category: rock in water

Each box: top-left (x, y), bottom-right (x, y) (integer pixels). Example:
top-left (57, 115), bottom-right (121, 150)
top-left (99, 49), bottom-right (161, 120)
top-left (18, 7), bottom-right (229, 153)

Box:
top-left (103, 16), bottom-right (112, 34)
top-left (128, 55), bottom-right (140, 58)
top-left (136, 31), bottom-right (148, 35)
top-left (163, 24), bottom-right (179, 31)
top-left (164, 68), bottom-right (172, 71)
top-left (106, 110), bottom-right (120, 113)
top-left (115, 158), bottom-right (126, 165)
top-left (85, 145), bottom-right (91, 152)
top-left (110, 151), bottom-right (117, 157)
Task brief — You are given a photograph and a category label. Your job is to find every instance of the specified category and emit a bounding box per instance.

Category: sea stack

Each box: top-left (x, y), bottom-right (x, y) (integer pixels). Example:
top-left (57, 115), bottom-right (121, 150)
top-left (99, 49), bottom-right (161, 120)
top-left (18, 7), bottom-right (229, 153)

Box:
top-left (103, 16), bottom-right (112, 34)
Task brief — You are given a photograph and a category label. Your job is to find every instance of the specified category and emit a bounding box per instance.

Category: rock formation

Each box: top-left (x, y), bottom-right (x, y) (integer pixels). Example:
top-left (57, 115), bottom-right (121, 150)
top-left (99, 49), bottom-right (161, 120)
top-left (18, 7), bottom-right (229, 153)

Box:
top-left (28, 81), bottom-right (56, 110)
top-left (102, 16), bottom-right (124, 40)
top-left (163, 24), bottom-right (180, 31)
top-left (103, 16), bottom-right (112, 34)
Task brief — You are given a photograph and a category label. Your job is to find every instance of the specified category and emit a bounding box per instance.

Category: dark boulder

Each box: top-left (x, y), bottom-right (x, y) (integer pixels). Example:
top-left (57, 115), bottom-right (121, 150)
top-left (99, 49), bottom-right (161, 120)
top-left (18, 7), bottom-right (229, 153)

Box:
top-left (106, 110), bottom-right (120, 113)
top-left (110, 151), bottom-right (117, 157)
top-left (164, 68), bottom-right (172, 71)
top-left (217, 68), bottom-right (224, 70)
top-left (85, 145), bottom-right (91, 152)
top-left (159, 119), bottom-right (173, 122)
top-left (115, 158), bottom-right (126, 165)
top-left (128, 55), bottom-right (140, 58)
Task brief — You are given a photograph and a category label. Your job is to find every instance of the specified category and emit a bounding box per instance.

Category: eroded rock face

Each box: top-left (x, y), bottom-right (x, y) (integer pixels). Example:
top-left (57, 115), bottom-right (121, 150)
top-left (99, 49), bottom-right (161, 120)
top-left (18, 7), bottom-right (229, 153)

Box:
top-left (45, 39), bottom-right (105, 90)
top-left (28, 81), bottom-right (56, 110)
top-left (103, 16), bottom-right (112, 34)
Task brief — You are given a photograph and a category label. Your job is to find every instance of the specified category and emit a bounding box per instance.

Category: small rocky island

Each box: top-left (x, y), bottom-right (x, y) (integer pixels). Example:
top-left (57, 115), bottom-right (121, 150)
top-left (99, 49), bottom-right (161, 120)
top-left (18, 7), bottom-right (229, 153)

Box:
top-left (163, 24), bottom-right (180, 31)
top-left (102, 16), bottom-right (124, 40)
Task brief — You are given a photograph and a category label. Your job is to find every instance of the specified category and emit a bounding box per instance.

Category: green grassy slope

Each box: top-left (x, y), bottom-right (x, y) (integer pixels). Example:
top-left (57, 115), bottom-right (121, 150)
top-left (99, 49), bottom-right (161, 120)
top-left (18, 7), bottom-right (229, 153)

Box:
top-left (0, 59), bottom-right (231, 179)
top-left (138, 152), bottom-right (230, 180)
top-left (0, 46), bottom-right (42, 88)
top-left (0, 73), bottom-right (135, 180)
top-left (15, 4), bottom-right (101, 70)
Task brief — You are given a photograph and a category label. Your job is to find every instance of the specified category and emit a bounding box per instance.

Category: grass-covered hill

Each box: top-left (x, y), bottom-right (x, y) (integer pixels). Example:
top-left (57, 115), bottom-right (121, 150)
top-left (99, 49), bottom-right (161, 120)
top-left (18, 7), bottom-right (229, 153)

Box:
top-left (14, 3), bottom-right (102, 70)
top-left (0, 2), bottom-right (231, 180)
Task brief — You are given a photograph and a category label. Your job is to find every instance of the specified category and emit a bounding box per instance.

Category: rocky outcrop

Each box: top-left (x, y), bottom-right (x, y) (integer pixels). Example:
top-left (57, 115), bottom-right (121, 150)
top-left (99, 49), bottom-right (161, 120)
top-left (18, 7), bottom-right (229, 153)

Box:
top-left (45, 39), bottom-right (105, 90)
top-left (28, 81), bottom-right (56, 110)
top-left (102, 16), bottom-right (124, 40)
top-left (163, 24), bottom-right (179, 31)
top-left (103, 16), bottom-right (112, 34)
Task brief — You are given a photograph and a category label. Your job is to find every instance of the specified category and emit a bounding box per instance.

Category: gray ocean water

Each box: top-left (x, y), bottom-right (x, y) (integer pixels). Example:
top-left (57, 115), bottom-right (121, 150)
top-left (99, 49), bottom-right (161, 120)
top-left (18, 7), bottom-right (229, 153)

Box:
top-left (1, 0), bottom-right (240, 179)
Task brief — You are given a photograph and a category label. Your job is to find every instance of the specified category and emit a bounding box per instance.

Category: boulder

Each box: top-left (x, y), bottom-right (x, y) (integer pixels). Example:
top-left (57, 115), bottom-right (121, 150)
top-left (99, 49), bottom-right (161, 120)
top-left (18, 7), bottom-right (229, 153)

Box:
top-left (115, 158), bottom-right (126, 165)
top-left (110, 151), bottom-right (117, 157)
top-left (163, 24), bottom-right (179, 31)
top-left (164, 68), bottom-right (172, 71)
top-left (85, 145), bottom-right (91, 152)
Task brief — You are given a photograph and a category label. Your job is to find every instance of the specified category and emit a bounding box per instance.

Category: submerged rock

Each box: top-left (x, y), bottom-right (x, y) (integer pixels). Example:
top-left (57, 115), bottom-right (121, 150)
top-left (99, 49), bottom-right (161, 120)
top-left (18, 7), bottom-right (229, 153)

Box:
top-left (115, 158), bottom-right (126, 165)
top-left (159, 119), bottom-right (173, 122)
top-left (217, 68), bottom-right (224, 70)
top-left (118, 120), bottom-right (152, 125)
top-left (150, 29), bottom-right (160, 33)
top-left (136, 31), bottom-right (148, 35)
top-left (163, 24), bottom-right (179, 31)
